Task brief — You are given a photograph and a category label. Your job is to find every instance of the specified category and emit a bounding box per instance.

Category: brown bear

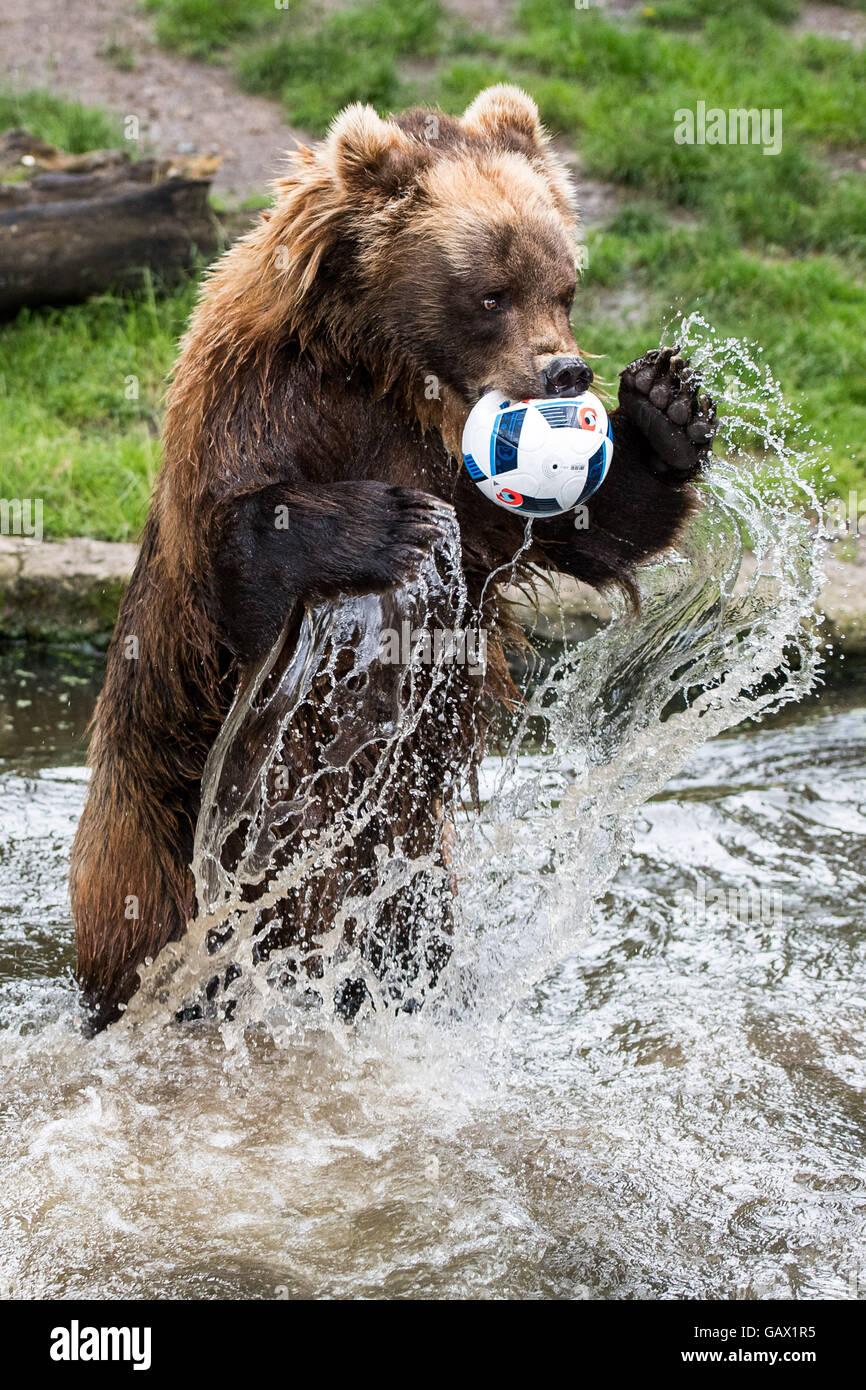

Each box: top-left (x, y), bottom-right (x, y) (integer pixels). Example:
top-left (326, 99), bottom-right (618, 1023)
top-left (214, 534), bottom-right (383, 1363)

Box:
top-left (70, 86), bottom-right (715, 1032)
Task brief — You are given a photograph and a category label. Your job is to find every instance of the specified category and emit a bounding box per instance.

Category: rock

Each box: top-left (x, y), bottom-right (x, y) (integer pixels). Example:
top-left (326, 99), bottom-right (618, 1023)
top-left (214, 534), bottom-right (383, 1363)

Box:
top-left (0, 536), bottom-right (136, 645)
top-left (1, 536), bottom-right (864, 664)
top-left (820, 541), bottom-right (866, 653)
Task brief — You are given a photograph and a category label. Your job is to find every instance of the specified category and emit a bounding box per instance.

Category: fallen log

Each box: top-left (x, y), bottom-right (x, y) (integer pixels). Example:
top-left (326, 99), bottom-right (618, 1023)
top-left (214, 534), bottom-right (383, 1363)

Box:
top-left (0, 157), bottom-right (211, 207)
top-left (0, 135), bottom-right (219, 315)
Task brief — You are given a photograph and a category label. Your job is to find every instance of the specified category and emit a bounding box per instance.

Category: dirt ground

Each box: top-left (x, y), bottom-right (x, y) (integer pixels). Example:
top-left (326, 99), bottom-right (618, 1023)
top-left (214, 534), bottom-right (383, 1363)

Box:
top-left (0, 0), bottom-right (306, 198)
top-left (796, 2), bottom-right (866, 46)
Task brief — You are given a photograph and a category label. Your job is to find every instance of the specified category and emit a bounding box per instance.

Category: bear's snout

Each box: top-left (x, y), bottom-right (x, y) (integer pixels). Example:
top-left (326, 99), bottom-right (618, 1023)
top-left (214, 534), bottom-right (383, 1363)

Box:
top-left (540, 355), bottom-right (593, 398)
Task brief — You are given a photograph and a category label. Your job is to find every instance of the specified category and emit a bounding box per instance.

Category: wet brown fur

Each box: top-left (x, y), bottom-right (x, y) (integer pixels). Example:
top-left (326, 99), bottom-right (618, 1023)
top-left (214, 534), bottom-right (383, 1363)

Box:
top-left (71, 87), bottom-right (699, 1030)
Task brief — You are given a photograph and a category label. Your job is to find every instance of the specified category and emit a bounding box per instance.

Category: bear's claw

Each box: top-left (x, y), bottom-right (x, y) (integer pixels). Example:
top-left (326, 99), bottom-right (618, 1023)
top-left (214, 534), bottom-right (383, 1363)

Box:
top-left (618, 345), bottom-right (717, 478)
top-left (367, 486), bottom-right (455, 590)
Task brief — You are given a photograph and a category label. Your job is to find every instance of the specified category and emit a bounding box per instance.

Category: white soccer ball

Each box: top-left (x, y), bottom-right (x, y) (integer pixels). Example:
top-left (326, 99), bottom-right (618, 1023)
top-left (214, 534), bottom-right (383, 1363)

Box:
top-left (461, 388), bottom-right (613, 517)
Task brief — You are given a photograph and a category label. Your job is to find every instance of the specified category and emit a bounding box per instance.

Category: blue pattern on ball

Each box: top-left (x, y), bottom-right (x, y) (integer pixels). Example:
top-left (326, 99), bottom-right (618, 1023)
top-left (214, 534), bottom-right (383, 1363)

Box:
top-left (490, 407), bottom-right (526, 476)
top-left (536, 402), bottom-right (582, 429)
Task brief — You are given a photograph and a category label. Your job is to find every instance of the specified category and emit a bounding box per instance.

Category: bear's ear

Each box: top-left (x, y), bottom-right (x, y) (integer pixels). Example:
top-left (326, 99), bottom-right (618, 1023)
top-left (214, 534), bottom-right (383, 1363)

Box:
top-left (461, 85), bottom-right (545, 153)
top-left (329, 103), bottom-right (423, 200)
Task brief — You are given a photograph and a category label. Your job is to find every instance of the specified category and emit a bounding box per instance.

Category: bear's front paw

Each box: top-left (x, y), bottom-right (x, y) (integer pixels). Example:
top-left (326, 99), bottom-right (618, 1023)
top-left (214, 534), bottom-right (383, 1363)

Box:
top-left (618, 346), bottom-right (716, 479)
top-left (360, 485), bottom-right (456, 591)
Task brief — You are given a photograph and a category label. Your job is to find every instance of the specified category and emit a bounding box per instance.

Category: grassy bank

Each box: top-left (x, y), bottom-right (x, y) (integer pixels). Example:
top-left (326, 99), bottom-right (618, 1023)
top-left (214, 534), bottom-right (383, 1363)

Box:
top-left (0, 88), bottom-right (121, 153)
top-left (0, 276), bottom-right (197, 540)
top-left (0, 3), bottom-right (864, 539)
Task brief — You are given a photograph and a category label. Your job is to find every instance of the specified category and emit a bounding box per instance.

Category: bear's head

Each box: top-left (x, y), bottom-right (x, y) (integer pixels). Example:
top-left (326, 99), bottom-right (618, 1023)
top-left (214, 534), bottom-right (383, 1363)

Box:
top-left (260, 86), bottom-right (588, 440)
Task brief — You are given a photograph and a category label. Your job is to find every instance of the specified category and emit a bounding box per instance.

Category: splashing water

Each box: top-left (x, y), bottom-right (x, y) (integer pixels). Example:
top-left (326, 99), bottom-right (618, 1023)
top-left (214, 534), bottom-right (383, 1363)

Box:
top-left (127, 314), bottom-right (827, 1046)
top-left (446, 312), bottom-right (830, 1031)
top-left (4, 320), bottom-right (858, 1302)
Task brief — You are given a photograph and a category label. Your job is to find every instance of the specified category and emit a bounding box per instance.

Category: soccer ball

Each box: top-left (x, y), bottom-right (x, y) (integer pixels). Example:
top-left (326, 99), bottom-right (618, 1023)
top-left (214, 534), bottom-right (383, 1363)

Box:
top-left (461, 388), bottom-right (613, 518)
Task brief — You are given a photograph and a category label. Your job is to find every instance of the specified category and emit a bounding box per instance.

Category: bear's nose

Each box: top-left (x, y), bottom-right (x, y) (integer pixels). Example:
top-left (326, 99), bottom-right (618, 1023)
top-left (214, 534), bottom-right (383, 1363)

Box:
top-left (541, 356), bottom-right (593, 397)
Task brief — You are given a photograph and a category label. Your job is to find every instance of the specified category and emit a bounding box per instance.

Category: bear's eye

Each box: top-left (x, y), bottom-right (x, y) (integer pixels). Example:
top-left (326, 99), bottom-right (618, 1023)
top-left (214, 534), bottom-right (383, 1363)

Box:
top-left (560, 286), bottom-right (576, 313)
top-left (481, 293), bottom-right (504, 312)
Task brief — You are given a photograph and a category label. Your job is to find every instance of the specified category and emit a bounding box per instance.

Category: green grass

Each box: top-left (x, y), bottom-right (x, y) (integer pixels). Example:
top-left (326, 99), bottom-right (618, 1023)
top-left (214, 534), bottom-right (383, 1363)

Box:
top-left (237, 0), bottom-right (451, 134)
top-left (146, 0), bottom-right (453, 125)
top-left (433, 4), bottom-right (866, 262)
top-left (0, 88), bottom-right (122, 153)
top-left (146, 0), bottom-right (866, 260)
top-left (144, 0), bottom-right (275, 61)
top-left (0, 278), bottom-right (198, 540)
top-left (576, 214), bottom-right (866, 497)
top-left (147, 0), bottom-right (475, 132)
top-left (642, 0), bottom-right (804, 28)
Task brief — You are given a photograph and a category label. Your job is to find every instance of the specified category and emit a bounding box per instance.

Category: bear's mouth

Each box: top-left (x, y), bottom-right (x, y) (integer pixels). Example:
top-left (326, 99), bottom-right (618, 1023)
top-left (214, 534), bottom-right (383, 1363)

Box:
top-left (476, 376), bottom-right (539, 404)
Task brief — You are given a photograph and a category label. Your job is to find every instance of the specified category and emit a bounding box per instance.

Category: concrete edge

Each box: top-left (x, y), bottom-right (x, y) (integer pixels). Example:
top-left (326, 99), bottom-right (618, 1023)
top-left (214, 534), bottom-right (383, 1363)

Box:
top-left (0, 536), bottom-right (138, 647)
top-left (1, 535), bottom-right (865, 659)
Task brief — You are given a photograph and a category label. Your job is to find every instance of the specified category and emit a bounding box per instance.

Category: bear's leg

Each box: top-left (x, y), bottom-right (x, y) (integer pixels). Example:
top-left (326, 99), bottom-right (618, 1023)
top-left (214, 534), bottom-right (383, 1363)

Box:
top-left (70, 520), bottom-right (213, 1032)
top-left (542, 346), bottom-right (716, 592)
top-left (71, 757), bottom-right (195, 1032)
top-left (213, 480), bottom-right (453, 665)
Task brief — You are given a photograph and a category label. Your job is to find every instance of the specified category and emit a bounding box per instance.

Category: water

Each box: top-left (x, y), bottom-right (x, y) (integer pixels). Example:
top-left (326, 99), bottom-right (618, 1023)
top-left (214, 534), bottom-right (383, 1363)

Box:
top-left (1, 323), bottom-right (864, 1299)
top-left (1, 651), bottom-right (864, 1299)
